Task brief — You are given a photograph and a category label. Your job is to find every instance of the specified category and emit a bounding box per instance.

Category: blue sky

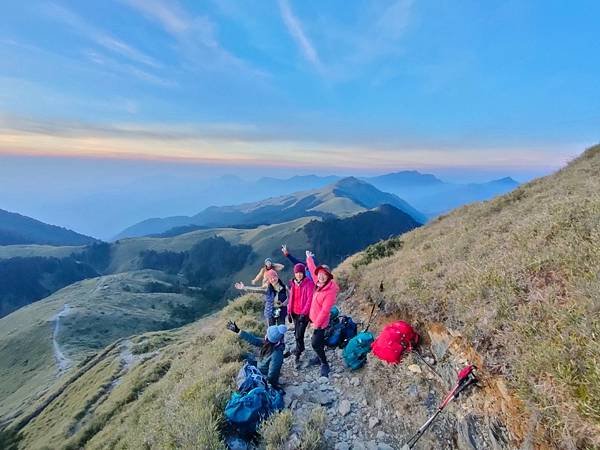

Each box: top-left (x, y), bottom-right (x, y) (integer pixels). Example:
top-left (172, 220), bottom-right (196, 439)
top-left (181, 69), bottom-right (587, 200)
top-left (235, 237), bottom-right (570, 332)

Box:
top-left (0, 0), bottom-right (599, 174)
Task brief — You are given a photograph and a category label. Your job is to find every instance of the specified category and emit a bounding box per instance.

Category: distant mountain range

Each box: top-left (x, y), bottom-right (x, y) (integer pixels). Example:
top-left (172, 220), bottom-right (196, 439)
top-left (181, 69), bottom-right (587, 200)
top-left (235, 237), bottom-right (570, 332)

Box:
top-left (363, 171), bottom-right (519, 215)
top-left (114, 177), bottom-right (426, 240)
top-left (254, 171), bottom-right (519, 217)
top-left (0, 209), bottom-right (98, 246)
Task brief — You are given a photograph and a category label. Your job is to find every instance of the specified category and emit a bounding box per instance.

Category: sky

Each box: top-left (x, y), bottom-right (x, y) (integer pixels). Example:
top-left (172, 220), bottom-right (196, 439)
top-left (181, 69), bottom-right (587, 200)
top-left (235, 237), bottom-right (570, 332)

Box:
top-left (0, 0), bottom-right (598, 176)
top-left (1, 0), bottom-right (600, 238)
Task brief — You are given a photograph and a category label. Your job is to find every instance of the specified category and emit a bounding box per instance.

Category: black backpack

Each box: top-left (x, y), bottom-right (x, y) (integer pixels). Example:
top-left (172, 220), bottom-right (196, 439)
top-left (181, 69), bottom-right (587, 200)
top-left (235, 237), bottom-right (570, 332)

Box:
top-left (326, 316), bottom-right (358, 349)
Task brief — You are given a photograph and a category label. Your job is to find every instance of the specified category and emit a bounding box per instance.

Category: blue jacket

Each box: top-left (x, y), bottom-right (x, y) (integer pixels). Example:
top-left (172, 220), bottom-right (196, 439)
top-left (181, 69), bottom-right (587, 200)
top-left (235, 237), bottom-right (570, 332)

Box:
top-left (239, 331), bottom-right (284, 387)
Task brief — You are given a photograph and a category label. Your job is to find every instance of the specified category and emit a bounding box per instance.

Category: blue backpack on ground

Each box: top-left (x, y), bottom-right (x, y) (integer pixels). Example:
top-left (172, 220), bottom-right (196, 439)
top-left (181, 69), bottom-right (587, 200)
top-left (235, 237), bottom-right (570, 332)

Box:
top-left (326, 316), bottom-right (358, 349)
top-left (225, 387), bottom-right (284, 435)
top-left (343, 331), bottom-right (374, 370)
top-left (225, 387), bottom-right (272, 435)
top-left (225, 362), bottom-right (284, 435)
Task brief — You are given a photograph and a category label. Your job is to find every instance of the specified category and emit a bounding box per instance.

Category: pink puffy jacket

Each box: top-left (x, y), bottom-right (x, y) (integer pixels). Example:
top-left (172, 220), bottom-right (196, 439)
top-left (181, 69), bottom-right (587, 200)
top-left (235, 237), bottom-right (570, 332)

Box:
top-left (288, 276), bottom-right (315, 316)
top-left (306, 255), bottom-right (339, 329)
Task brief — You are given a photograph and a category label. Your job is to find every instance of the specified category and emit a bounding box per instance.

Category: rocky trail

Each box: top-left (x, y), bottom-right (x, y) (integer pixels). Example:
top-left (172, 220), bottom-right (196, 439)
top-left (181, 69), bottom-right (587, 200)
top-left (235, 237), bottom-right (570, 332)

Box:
top-left (276, 325), bottom-right (505, 450)
top-left (52, 303), bottom-right (72, 373)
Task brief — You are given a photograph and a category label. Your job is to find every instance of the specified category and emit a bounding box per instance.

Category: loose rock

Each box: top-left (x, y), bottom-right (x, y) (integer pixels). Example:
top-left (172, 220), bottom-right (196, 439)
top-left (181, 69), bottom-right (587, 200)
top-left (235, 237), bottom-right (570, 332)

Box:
top-left (368, 417), bottom-right (380, 429)
top-left (339, 399), bottom-right (352, 416)
top-left (407, 364), bottom-right (422, 374)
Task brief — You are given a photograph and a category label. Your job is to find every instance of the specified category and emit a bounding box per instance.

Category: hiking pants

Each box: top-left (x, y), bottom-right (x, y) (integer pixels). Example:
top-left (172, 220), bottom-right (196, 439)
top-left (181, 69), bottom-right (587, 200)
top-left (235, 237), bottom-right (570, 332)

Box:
top-left (292, 313), bottom-right (309, 355)
top-left (311, 328), bottom-right (328, 365)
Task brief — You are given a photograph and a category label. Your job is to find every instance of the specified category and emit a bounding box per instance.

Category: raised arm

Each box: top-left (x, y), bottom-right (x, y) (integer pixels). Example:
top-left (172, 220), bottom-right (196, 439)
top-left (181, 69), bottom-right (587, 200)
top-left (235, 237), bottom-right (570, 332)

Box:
top-left (227, 321), bottom-right (263, 347)
top-left (235, 282), bottom-right (267, 293)
top-left (282, 244), bottom-right (303, 266)
top-left (251, 267), bottom-right (265, 285)
top-left (306, 251), bottom-right (317, 279)
top-left (239, 330), bottom-right (265, 347)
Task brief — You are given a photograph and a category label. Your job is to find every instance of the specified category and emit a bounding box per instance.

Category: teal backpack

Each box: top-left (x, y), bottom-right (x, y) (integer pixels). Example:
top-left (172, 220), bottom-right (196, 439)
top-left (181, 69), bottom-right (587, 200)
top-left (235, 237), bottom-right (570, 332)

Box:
top-left (343, 331), bottom-right (374, 370)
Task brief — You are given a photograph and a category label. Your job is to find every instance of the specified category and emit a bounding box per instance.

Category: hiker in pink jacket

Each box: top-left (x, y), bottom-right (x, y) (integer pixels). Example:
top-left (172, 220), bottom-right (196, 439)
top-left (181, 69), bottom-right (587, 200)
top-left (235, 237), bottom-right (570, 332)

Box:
top-left (306, 251), bottom-right (339, 377)
top-left (286, 262), bottom-right (315, 368)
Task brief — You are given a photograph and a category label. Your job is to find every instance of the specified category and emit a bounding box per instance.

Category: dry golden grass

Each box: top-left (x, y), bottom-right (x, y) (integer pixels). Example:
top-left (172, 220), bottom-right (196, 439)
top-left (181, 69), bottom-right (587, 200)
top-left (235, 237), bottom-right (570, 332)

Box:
top-left (86, 294), bottom-right (265, 450)
top-left (336, 145), bottom-right (600, 448)
top-left (8, 294), bottom-right (265, 449)
top-left (298, 407), bottom-right (327, 450)
top-left (260, 410), bottom-right (293, 450)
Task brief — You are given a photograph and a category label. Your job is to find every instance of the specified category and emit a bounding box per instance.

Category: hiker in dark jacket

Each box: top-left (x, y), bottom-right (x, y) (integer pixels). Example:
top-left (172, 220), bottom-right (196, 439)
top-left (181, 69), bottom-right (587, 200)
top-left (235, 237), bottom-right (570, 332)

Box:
top-left (286, 262), bottom-right (315, 368)
top-left (235, 269), bottom-right (288, 326)
top-left (227, 321), bottom-right (287, 388)
top-left (281, 244), bottom-right (315, 281)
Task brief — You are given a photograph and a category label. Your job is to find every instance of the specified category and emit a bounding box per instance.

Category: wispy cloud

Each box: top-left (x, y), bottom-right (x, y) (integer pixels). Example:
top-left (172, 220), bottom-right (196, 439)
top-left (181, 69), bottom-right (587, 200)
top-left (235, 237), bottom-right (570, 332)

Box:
top-left (43, 2), bottom-right (161, 69)
top-left (123, 0), bottom-right (267, 78)
top-left (82, 50), bottom-right (176, 88)
top-left (123, 0), bottom-right (190, 35)
top-left (277, 0), bottom-right (322, 71)
top-left (375, 0), bottom-right (415, 40)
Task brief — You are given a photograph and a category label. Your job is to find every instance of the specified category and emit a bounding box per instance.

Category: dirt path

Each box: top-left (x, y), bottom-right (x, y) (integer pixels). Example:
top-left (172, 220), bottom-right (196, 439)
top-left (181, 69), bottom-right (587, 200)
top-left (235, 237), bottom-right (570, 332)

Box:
top-left (52, 303), bottom-right (72, 373)
top-left (280, 329), bottom-right (399, 450)
top-left (278, 323), bottom-right (501, 450)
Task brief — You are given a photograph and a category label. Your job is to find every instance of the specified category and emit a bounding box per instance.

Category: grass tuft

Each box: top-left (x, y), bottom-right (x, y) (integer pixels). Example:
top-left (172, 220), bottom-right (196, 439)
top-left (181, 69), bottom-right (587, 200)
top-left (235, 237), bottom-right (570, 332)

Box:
top-left (260, 410), bottom-right (293, 450)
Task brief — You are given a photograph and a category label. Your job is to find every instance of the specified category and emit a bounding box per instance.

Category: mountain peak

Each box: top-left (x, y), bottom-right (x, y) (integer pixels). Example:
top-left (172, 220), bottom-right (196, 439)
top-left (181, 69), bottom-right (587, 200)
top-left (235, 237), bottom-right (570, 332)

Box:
top-left (332, 176), bottom-right (366, 188)
top-left (492, 176), bottom-right (519, 185)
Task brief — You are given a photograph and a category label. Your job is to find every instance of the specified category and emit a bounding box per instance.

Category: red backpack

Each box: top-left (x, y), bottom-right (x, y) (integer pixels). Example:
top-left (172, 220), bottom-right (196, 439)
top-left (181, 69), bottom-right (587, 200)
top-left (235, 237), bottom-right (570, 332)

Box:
top-left (371, 321), bottom-right (419, 364)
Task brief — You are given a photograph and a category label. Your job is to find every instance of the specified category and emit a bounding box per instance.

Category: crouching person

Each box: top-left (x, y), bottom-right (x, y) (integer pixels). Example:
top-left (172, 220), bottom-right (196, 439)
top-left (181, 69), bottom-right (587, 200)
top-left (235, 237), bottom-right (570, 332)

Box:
top-left (227, 321), bottom-right (287, 388)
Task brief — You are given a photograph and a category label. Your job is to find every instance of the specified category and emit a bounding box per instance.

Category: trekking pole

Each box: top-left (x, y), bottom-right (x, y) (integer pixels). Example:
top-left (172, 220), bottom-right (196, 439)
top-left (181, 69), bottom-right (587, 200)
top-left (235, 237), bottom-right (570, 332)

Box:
top-left (363, 281), bottom-right (385, 332)
top-left (411, 350), bottom-right (445, 384)
top-left (364, 297), bottom-right (384, 332)
top-left (402, 365), bottom-right (478, 449)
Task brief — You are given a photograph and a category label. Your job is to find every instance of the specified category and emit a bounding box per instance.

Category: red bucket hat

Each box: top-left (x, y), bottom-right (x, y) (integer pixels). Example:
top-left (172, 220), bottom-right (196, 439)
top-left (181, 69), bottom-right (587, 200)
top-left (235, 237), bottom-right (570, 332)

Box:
top-left (315, 264), bottom-right (333, 279)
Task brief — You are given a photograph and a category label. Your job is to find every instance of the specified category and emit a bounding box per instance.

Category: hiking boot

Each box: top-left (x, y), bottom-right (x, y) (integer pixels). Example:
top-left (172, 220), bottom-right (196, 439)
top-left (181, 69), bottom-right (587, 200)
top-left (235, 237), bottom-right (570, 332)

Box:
top-left (294, 354), bottom-right (302, 369)
top-left (320, 363), bottom-right (330, 377)
top-left (308, 356), bottom-right (321, 366)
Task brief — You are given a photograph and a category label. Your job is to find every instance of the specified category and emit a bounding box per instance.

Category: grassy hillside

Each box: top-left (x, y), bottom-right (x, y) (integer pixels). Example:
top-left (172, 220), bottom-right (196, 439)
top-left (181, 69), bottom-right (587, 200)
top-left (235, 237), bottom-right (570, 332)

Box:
top-left (0, 270), bottom-right (219, 425)
top-left (0, 245), bottom-right (84, 260)
top-left (335, 146), bottom-right (600, 448)
top-left (0, 209), bottom-right (98, 246)
top-left (109, 217), bottom-right (314, 274)
top-left (2, 294), bottom-right (265, 450)
top-left (0, 244), bottom-right (111, 318)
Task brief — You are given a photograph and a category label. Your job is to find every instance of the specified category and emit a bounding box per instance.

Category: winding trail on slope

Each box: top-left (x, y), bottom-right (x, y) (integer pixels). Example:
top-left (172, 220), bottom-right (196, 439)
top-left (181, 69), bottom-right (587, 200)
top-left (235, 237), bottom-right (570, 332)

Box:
top-left (52, 303), bottom-right (72, 373)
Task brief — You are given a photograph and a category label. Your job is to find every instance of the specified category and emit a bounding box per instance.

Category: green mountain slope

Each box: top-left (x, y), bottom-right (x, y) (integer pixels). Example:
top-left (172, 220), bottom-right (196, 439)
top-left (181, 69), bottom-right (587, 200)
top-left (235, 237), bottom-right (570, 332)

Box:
top-left (0, 243), bottom-right (111, 318)
top-left (0, 270), bottom-right (215, 426)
